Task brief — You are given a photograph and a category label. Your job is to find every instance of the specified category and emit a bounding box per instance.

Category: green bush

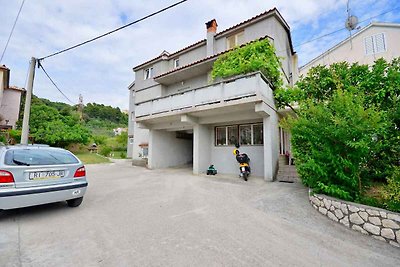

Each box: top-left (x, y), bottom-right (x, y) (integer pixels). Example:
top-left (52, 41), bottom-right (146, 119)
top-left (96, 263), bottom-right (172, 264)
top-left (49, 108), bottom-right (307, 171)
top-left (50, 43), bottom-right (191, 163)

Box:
top-left (211, 38), bottom-right (282, 89)
top-left (99, 146), bottom-right (112, 157)
top-left (382, 167), bottom-right (400, 212)
top-left (280, 58), bottom-right (400, 206)
top-left (120, 152), bottom-right (127, 159)
top-left (285, 90), bottom-right (385, 201)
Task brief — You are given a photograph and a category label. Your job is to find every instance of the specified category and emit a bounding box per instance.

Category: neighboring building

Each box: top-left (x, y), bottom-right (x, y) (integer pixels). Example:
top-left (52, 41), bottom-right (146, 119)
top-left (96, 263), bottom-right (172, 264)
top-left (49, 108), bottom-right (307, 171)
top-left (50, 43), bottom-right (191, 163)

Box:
top-left (300, 22), bottom-right (400, 75)
top-left (113, 127), bottom-right (127, 136)
top-left (127, 8), bottom-right (298, 181)
top-left (0, 65), bottom-right (25, 130)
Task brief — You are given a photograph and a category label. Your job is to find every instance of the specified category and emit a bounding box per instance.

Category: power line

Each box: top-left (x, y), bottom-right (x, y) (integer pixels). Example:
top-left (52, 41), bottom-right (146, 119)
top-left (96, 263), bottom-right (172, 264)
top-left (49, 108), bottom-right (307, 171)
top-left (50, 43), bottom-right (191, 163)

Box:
top-left (37, 61), bottom-right (75, 105)
top-left (0, 0), bottom-right (26, 63)
top-left (293, 5), bottom-right (400, 50)
top-left (39, 0), bottom-right (189, 61)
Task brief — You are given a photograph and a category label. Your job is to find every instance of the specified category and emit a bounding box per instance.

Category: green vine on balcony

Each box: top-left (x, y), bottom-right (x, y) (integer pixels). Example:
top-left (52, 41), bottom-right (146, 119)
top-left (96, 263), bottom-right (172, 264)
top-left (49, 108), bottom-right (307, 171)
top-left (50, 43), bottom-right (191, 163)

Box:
top-left (211, 38), bottom-right (283, 90)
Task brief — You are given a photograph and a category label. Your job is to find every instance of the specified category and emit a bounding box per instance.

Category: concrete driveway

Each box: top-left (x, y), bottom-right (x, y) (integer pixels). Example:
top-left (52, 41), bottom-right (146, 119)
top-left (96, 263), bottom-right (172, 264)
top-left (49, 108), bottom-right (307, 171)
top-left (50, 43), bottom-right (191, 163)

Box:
top-left (0, 161), bottom-right (399, 267)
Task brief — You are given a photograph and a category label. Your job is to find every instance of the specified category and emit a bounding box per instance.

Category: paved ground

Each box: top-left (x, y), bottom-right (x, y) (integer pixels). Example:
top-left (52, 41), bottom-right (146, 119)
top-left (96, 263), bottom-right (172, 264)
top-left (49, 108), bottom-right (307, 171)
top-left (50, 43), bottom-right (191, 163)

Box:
top-left (0, 161), bottom-right (399, 267)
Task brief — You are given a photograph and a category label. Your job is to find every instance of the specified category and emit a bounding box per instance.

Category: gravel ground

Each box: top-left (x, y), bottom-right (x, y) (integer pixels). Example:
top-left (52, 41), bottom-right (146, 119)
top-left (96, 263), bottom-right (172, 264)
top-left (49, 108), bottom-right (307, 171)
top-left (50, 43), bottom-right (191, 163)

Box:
top-left (0, 161), bottom-right (399, 267)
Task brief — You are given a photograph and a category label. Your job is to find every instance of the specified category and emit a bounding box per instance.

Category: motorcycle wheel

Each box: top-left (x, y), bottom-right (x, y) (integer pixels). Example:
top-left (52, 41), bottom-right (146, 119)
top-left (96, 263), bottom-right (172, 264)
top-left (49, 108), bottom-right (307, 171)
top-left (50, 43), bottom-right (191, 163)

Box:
top-left (243, 172), bottom-right (248, 181)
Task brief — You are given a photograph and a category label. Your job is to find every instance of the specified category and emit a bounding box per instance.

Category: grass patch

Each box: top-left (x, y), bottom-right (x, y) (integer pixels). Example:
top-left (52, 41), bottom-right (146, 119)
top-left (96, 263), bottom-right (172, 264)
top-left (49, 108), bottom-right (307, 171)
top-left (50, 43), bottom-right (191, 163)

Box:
top-left (75, 152), bottom-right (111, 164)
top-left (108, 151), bottom-right (127, 159)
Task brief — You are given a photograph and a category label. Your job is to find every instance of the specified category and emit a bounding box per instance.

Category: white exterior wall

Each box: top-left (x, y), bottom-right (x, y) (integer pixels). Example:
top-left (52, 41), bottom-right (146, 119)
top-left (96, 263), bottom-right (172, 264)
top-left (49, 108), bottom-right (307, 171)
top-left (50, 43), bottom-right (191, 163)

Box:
top-left (263, 113), bottom-right (279, 181)
top-left (0, 89), bottom-right (23, 129)
top-left (165, 74), bottom-right (208, 95)
top-left (300, 24), bottom-right (400, 75)
top-left (214, 16), bottom-right (294, 85)
top-left (148, 130), bottom-right (192, 169)
top-left (193, 124), bottom-right (212, 174)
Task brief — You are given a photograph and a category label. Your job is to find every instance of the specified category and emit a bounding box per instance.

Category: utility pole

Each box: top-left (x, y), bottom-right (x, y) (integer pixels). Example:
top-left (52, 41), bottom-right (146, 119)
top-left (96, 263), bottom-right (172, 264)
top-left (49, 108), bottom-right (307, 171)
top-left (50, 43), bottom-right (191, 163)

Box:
top-left (20, 57), bottom-right (36, 145)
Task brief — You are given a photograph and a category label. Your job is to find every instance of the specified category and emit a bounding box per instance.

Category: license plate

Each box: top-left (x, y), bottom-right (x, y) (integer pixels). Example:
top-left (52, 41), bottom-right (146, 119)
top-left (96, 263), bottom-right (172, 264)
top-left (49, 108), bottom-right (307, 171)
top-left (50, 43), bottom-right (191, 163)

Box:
top-left (29, 170), bottom-right (65, 180)
top-left (241, 167), bottom-right (246, 172)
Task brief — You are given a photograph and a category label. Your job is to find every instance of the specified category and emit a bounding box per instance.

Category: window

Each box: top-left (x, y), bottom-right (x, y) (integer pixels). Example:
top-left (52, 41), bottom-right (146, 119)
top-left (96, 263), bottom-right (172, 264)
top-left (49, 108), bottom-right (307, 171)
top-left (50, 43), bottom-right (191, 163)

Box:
top-left (215, 123), bottom-right (263, 146)
top-left (174, 58), bottom-right (180, 68)
top-left (253, 124), bottom-right (263, 145)
top-left (142, 147), bottom-right (148, 158)
top-left (144, 67), bottom-right (153, 80)
top-left (364, 33), bottom-right (386, 55)
top-left (239, 125), bottom-right (252, 145)
top-left (226, 31), bottom-right (245, 49)
top-left (5, 149), bottom-right (78, 166)
top-left (216, 127), bottom-right (227, 146)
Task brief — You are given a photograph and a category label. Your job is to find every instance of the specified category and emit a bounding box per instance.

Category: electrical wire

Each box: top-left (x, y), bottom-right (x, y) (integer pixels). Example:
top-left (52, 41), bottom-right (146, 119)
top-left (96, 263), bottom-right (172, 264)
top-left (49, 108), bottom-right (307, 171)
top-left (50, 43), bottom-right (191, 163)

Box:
top-left (0, 0), bottom-right (26, 63)
top-left (39, 0), bottom-right (189, 61)
top-left (37, 61), bottom-right (75, 105)
top-left (293, 5), bottom-right (400, 50)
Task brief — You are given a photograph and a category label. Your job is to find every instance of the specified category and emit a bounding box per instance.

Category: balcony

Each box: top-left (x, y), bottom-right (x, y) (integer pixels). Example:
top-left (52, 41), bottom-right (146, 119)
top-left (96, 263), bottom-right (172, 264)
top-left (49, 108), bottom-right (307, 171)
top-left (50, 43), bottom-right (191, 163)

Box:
top-left (135, 72), bottom-right (274, 119)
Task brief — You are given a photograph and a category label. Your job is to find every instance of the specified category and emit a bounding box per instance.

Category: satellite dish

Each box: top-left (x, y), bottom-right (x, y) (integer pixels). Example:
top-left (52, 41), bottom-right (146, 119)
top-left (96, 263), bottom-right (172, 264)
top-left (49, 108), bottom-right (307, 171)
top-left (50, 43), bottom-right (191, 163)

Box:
top-left (345, 15), bottom-right (359, 31)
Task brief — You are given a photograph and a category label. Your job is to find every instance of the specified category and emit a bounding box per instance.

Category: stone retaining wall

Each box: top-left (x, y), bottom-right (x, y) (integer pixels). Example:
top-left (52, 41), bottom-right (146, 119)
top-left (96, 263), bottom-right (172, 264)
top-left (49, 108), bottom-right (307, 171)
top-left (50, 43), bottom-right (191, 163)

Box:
top-left (309, 192), bottom-right (400, 248)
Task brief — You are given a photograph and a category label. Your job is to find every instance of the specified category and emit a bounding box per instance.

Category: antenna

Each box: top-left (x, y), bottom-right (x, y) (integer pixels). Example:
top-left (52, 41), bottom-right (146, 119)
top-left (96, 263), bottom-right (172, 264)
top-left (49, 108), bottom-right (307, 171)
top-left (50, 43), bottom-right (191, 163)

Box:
top-left (345, 0), bottom-right (359, 49)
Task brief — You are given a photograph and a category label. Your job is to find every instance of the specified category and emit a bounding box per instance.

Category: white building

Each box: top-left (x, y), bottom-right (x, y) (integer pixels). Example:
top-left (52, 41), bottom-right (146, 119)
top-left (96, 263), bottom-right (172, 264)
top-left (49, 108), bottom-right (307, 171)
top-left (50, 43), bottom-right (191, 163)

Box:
top-left (300, 22), bottom-right (400, 75)
top-left (0, 65), bottom-right (25, 130)
top-left (128, 8), bottom-right (298, 181)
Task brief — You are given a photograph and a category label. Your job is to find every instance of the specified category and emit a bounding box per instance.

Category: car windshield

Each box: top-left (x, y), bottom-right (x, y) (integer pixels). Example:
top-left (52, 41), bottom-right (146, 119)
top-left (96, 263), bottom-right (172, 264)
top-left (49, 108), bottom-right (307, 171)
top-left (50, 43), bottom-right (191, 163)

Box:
top-left (4, 149), bottom-right (79, 166)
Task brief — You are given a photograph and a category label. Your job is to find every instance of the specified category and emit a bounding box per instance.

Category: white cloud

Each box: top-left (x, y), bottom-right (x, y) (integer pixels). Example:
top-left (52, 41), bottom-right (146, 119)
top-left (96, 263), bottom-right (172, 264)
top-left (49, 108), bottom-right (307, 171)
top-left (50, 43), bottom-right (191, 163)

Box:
top-left (0, 0), bottom-right (398, 109)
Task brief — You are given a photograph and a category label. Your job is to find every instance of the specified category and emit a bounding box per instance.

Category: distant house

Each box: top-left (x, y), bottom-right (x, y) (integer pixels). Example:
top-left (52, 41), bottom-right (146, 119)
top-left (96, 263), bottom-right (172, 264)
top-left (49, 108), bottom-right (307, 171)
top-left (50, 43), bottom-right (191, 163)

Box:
top-left (300, 22), bottom-right (400, 75)
top-left (0, 65), bottom-right (25, 130)
top-left (113, 127), bottom-right (127, 136)
top-left (127, 8), bottom-right (298, 181)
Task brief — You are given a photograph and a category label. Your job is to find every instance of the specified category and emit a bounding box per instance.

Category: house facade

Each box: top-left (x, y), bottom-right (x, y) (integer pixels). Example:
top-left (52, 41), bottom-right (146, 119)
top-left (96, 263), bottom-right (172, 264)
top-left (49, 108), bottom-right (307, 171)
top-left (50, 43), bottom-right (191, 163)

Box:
top-left (0, 65), bottom-right (25, 130)
top-left (127, 8), bottom-right (297, 181)
top-left (300, 22), bottom-right (400, 75)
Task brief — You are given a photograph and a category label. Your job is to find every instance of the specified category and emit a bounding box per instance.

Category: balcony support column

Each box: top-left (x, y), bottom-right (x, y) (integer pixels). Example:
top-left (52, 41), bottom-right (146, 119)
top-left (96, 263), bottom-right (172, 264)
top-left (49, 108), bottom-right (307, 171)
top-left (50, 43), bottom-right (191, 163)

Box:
top-left (193, 123), bottom-right (211, 175)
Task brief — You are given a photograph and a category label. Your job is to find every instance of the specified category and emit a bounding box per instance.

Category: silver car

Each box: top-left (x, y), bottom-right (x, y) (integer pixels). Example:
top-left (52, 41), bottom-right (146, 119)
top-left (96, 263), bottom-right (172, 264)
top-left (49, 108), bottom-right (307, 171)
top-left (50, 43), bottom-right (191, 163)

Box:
top-left (0, 144), bottom-right (88, 213)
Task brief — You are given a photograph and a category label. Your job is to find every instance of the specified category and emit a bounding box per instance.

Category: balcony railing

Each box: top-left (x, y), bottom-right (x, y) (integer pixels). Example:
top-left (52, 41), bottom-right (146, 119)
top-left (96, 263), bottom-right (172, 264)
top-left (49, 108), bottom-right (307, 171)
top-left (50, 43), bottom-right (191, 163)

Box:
top-left (135, 72), bottom-right (273, 118)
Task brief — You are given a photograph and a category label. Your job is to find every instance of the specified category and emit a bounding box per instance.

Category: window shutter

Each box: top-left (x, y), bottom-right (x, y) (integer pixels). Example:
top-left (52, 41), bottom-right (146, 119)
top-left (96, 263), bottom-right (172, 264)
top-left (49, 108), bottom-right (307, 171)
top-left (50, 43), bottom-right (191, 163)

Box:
top-left (364, 36), bottom-right (374, 55)
top-left (374, 33), bottom-right (386, 53)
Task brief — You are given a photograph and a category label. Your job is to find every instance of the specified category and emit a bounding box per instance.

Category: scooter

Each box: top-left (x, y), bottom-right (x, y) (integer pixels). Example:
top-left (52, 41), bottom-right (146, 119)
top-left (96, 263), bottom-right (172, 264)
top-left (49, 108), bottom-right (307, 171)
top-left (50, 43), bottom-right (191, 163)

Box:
top-left (233, 145), bottom-right (251, 181)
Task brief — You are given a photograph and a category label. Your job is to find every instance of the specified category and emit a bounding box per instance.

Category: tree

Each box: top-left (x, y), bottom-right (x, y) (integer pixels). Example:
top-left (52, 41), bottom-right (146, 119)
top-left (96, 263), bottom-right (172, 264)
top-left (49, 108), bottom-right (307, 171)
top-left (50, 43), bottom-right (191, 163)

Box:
top-left (279, 58), bottom-right (400, 203)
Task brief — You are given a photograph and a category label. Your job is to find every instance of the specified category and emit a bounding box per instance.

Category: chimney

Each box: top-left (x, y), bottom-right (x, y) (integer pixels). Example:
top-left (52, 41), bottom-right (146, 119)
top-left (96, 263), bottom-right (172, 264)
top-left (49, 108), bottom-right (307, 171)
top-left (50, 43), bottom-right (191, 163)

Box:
top-left (205, 19), bottom-right (217, 56)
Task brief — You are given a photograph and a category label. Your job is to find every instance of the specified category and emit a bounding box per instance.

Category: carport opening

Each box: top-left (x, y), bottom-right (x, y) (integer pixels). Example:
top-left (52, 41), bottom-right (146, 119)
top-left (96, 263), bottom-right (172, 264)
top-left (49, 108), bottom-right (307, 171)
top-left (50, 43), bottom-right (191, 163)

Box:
top-left (174, 130), bottom-right (193, 167)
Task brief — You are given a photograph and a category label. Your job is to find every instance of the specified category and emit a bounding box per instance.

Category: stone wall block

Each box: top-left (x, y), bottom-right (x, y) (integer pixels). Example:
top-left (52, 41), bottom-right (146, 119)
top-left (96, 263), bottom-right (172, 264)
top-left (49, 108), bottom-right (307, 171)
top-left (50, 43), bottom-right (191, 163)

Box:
top-left (366, 209), bottom-right (380, 216)
top-left (369, 216), bottom-right (381, 226)
top-left (379, 211), bottom-right (387, 218)
top-left (389, 241), bottom-right (400, 248)
top-left (381, 228), bottom-right (395, 240)
top-left (319, 207), bottom-right (328, 215)
top-left (363, 223), bottom-right (381, 235)
top-left (382, 219), bottom-right (400, 230)
top-left (339, 216), bottom-right (349, 227)
top-left (312, 204), bottom-right (318, 210)
top-left (323, 199), bottom-right (332, 210)
top-left (311, 196), bottom-right (321, 207)
top-left (397, 230), bottom-right (400, 242)
top-left (352, 225), bottom-right (368, 235)
top-left (348, 205), bottom-right (359, 213)
top-left (340, 204), bottom-right (348, 215)
top-left (359, 211), bottom-right (368, 222)
top-left (372, 235), bottom-right (386, 242)
top-left (332, 201), bottom-right (341, 209)
top-left (327, 211), bottom-right (338, 222)
top-left (387, 214), bottom-right (400, 223)
top-left (350, 213), bottom-right (364, 225)
top-left (334, 209), bottom-right (344, 220)
top-left (329, 206), bottom-right (335, 211)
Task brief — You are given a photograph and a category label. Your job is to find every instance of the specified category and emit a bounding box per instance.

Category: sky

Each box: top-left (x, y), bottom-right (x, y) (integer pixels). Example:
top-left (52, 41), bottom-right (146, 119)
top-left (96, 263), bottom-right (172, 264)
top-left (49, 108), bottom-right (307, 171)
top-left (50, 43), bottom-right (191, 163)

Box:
top-left (1, 0), bottom-right (399, 110)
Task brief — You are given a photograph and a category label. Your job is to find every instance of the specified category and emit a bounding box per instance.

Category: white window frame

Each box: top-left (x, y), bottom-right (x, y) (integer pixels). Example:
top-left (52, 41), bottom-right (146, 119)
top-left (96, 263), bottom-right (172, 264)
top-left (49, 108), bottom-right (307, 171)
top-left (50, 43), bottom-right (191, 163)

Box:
top-left (364, 33), bottom-right (386, 55)
top-left (226, 31), bottom-right (245, 49)
top-left (144, 67), bottom-right (153, 80)
top-left (173, 58), bottom-right (180, 68)
top-left (215, 123), bottom-right (263, 146)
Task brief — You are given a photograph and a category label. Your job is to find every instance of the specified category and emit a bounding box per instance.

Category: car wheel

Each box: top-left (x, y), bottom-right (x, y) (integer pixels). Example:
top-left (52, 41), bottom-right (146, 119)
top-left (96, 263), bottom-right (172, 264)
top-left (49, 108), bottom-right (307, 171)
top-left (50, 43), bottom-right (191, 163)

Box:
top-left (0, 209), bottom-right (4, 216)
top-left (67, 197), bottom-right (83, 207)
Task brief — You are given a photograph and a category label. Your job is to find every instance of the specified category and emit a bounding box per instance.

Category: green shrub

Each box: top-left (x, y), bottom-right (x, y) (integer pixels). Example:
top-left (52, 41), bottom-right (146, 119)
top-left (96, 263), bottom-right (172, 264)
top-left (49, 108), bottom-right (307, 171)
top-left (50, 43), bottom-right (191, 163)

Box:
top-left (381, 167), bottom-right (400, 212)
top-left (285, 90), bottom-right (385, 200)
top-left (211, 38), bottom-right (282, 89)
top-left (120, 152), bottom-right (127, 159)
top-left (99, 146), bottom-right (112, 157)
